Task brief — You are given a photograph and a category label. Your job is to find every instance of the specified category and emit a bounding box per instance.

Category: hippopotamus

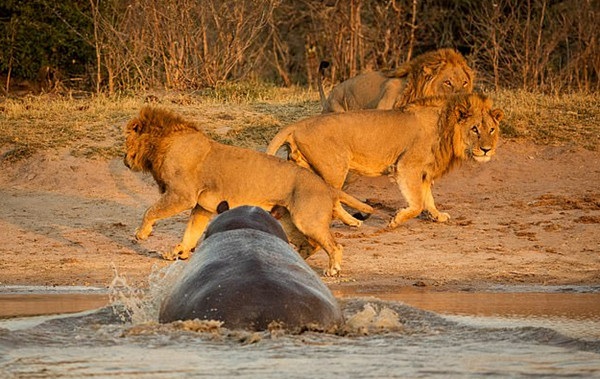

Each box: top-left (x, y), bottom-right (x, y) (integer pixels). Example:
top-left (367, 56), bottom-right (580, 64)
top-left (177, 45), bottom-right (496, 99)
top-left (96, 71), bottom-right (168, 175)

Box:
top-left (159, 202), bottom-right (344, 331)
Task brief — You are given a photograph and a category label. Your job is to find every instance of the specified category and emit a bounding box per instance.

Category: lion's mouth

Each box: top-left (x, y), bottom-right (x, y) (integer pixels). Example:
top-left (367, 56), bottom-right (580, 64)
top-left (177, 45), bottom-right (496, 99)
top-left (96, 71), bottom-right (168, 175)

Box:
top-left (473, 154), bottom-right (491, 163)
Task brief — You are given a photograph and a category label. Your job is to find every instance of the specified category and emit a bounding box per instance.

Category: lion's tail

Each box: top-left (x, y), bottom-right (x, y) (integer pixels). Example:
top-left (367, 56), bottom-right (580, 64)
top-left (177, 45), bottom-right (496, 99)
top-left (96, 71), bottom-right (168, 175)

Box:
top-left (336, 189), bottom-right (374, 215)
top-left (266, 124), bottom-right (296, 156)
top-left (317, 61), bottom-right (330, 110)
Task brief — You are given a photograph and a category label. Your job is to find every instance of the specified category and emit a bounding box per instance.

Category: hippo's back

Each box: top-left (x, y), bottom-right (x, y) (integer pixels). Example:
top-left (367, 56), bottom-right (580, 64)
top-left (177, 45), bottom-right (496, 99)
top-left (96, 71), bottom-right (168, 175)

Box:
top-left (159, 229), bottom-right (343, 331)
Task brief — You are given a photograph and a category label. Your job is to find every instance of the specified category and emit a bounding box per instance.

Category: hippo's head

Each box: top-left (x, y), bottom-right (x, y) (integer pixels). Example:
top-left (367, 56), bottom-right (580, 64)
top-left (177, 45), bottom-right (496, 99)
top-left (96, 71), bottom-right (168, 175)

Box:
top-left (204, 201), bottom-right (288, 243)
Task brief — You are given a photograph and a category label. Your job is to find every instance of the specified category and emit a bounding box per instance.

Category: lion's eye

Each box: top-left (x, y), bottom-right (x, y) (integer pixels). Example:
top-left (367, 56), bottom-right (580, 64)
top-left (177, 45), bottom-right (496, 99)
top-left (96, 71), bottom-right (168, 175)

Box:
top-left (463, 81), bottom-right (469, 87)
top-left (471, 125), bottom-right (479, 134)
top-left (444, 80), bottom-right (452, 87)
top-left (490, 127), bottom-right (495, 134)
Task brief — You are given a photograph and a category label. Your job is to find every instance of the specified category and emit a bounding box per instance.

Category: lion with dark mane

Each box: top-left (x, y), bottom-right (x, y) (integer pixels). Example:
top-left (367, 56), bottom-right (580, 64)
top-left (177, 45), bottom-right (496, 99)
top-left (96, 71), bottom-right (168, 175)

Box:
top-left (123, 107), bottom-right (373, 276)
top-left (318, 48), bottom-right (474, 113)
top-left (267, 93), bottom-right (503, 227)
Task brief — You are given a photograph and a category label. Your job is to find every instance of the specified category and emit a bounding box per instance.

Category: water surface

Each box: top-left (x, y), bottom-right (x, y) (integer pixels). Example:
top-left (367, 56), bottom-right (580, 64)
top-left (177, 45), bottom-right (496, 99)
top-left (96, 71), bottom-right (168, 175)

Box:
top-left (1, 277), bottom-right (599, 378)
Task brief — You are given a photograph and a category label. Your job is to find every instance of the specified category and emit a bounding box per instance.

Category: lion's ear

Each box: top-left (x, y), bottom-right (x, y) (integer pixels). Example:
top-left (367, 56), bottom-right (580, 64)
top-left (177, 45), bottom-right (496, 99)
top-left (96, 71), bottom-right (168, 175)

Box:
top-left (128, 119), bottom-right (143, 134)
top-left (490, 108), bottom-right (504, 123)
top-left (216, 201), bottom-right (230, 214)
top-left (463, 68), bottom-right (474, 91)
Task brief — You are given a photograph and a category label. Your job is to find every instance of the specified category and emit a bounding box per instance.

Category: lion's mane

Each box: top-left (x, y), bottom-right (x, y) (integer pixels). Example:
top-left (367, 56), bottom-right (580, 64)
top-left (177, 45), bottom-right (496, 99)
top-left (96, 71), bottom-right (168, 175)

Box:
top-left (124, 107), bottom-right (205, 192)
top-left (389, 48), bottom-right (474, 106)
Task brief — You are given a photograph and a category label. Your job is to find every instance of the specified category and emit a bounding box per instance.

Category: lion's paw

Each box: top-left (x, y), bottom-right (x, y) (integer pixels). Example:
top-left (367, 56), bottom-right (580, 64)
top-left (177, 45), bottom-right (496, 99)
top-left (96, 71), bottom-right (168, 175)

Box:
top-left (161, 251), bottom-right (178, 261)
top-left (162, 244), bottom-right (191, 261)
top-left (323, 265), bottom-right (341, 277)
top-left (349, 219), bottom-right (363, 228)
top-left (388, 218), bottom-right (400, 229)
top-left (135, 226), bottom-right (152, 241)
top-left (435, 212), bottom-right (451, 222)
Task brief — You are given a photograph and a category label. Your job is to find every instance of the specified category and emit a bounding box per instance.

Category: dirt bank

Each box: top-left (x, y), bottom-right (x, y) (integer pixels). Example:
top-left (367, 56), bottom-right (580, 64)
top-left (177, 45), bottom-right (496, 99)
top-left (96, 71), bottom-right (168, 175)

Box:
top-left (0, 140), bottom-right (599, 291)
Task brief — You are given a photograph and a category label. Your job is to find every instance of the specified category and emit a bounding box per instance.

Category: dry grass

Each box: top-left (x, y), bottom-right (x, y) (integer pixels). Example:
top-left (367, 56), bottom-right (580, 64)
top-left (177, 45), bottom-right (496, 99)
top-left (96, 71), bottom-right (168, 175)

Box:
top-left (0, 95), bottom-right (139, 161)
top-left (0, 86), bottom-right (319, 162)
top-left (493, 90), bottom-right (600, 151)
top-left (0, 87), bottom-right (598, 163)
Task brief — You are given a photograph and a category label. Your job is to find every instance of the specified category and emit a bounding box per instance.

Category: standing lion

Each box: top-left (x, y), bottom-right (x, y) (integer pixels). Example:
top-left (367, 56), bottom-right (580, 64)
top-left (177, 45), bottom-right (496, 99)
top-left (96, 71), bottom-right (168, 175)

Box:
top-left (267, 93), bottom-right (503, 227)
top-left (123, 107), bottom-right (373, 276)
top-left (318, 48), bottom-right (474, 113)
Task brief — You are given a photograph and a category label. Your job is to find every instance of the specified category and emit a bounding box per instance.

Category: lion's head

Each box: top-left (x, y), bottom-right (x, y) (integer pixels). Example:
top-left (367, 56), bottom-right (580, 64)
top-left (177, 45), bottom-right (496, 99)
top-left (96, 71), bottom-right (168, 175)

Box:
top-left (123, 106), bottom-right (202, 173)
top-left (404, 93), bottom-right (503, 170)
top-left (390, 48), bottom-right (474, 105)
top-left (446, 93), bottom-right (503, 163)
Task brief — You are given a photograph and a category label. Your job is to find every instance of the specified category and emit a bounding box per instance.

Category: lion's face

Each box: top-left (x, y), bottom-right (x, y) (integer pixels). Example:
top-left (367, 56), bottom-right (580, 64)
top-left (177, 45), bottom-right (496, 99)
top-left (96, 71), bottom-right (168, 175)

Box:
top-left (428, 64), bottom-right (473, 96)
top-left (455, 101), bottom-right (503, 163)
top-left (123, 118), bottom-right (147, 172)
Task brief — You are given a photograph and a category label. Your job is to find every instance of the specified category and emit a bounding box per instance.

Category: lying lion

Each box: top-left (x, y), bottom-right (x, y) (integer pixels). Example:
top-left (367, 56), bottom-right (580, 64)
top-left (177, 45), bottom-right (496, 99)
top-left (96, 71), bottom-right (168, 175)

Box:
top-left (318, 48), bottom-right (474, 113)
top-left (267, 93), bottom-right (503, 227)
top-left (123, 107), bottom-right (373, 276)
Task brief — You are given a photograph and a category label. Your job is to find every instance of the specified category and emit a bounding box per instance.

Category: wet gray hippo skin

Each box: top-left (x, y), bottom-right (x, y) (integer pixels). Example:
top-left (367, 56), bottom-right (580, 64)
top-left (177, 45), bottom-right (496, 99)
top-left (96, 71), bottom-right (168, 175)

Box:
top-left (159, 205), bottom-right (344, 331)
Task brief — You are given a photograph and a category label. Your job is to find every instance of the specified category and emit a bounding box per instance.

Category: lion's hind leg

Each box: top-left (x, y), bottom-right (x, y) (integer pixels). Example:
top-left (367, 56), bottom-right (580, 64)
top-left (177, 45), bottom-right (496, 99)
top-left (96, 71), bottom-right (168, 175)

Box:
top-left (277, 209), bottom-right (319, 259)
top-left (289, 206), bottom-right (343, 277)
top-left (296, 142), bottom-right (350, 190)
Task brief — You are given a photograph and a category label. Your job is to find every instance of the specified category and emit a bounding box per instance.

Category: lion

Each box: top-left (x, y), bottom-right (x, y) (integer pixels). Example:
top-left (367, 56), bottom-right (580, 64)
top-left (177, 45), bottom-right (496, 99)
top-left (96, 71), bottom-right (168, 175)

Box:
top-left (123, 106), bottom-right (374, 276)
top-left (267, 93), bottom-right (503, 227)
top-left (318, 48), bottom-right (474, 113)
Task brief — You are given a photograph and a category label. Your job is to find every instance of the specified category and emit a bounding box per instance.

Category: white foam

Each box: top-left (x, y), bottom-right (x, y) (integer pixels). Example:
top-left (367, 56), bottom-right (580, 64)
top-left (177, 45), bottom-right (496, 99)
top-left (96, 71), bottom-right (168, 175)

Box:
top-left (108, 262), bottom-right (186, 324)
top-left (0, 309), bottom-right (99, 331)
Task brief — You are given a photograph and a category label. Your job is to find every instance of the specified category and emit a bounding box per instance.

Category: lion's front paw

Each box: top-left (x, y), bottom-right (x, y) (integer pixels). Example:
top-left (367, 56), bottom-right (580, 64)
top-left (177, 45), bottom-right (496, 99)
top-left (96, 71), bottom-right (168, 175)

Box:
top-left (135, 226), bottom-right (152, 240)
top-left (323, 265), bottom-right (341, 277)
top-left (435, 212), bottom-right (451, 222)
top-left (388, 218), bottom-right (400, 229)
top-left (161, 251), bottom-right (178, 261)
top-left (388, 211), bottom-right (411, 228)
top-left (162, 244), bottom-right (192, 261)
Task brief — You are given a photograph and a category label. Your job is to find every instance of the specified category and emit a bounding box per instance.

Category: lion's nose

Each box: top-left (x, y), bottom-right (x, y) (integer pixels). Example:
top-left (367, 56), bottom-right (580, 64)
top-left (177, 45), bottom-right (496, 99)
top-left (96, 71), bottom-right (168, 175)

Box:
top-left (481, 147), bottom-right (491, 155)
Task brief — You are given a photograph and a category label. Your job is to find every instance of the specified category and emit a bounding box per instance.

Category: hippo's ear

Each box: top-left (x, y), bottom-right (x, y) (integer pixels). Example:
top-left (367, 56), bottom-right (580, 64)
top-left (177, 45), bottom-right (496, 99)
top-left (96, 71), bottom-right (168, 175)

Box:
top-left (216, 201), bottom-right (230, 214)
top-left (270, 205), bottom-right (287, 220)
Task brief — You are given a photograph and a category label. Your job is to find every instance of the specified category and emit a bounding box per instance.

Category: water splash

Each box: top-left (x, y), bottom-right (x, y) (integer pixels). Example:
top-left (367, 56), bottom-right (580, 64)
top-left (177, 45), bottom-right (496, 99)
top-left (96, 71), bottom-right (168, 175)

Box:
top-left (342, 303), bottom-right (404, 335)
top-left (108, 261), bottom-right (185, 324)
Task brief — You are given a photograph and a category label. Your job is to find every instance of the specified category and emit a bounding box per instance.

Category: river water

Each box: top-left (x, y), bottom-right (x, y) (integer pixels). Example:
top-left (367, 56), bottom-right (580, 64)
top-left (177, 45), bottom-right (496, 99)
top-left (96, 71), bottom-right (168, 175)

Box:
top-left (1, 265), bottom-right (599, 378)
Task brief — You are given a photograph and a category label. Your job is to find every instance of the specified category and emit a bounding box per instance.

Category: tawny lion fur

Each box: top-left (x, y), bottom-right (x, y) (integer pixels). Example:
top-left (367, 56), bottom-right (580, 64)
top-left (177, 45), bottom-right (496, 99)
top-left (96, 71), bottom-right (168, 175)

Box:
top-left (123, 107), bottom-right (373, 276)
top-left (267, 93), bottom-right (503, 227)
top-left (319, 48), bottom-right (474, 113)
